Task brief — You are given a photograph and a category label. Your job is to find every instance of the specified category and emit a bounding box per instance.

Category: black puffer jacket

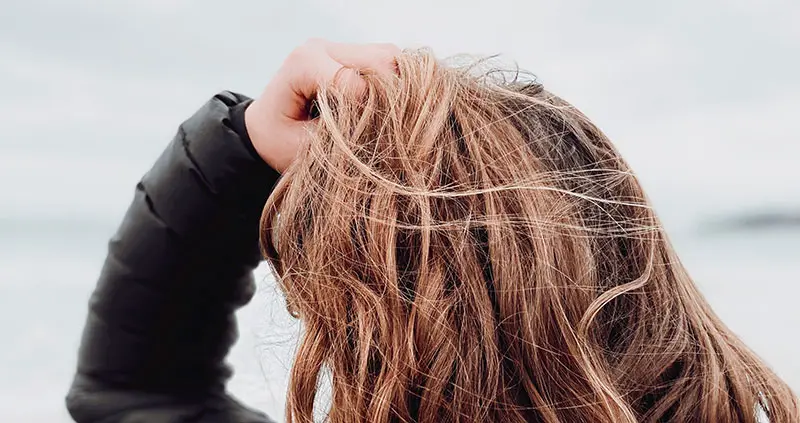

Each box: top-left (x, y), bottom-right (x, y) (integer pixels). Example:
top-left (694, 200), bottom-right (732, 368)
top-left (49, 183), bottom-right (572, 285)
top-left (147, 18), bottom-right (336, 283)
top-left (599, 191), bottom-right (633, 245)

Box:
top-left (66, 92), bottom-right (278, 423)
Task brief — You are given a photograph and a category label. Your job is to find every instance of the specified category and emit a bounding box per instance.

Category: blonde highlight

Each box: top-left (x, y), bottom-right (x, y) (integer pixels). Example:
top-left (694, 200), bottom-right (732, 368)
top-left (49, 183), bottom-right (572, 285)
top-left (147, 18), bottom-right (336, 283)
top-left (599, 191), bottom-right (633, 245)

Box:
top-left (260, 49), bottom-right (798, 422)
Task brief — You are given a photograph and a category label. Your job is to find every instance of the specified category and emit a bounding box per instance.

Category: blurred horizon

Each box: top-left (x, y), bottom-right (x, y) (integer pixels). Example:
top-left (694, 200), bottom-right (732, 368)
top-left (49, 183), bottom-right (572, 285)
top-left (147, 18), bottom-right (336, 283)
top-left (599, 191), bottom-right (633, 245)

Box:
top-left (0, 0), bottom-right (798, 421)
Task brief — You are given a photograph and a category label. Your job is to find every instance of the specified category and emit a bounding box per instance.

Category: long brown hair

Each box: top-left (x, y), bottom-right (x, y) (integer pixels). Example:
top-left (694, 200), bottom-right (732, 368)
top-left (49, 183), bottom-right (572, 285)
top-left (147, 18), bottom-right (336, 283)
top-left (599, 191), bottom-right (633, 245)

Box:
top-left (260, 49), bottom-right (798, 422)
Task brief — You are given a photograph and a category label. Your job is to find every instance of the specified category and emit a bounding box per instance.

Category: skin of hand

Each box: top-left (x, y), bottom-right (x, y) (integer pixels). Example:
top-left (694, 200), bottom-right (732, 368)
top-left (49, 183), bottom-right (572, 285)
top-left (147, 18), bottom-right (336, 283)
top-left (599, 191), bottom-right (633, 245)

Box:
top-left (244, 39), bottom-right (401, 173)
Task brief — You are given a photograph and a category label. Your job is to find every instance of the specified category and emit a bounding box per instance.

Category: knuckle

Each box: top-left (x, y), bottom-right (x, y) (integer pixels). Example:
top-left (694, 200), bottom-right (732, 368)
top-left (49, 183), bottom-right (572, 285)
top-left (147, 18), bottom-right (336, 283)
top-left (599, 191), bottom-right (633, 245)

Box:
top-left (287, 42), bottom-right (318, 65)
top-left (285, 47), bottom-right (306, 66)
top-left (305, 37), bottom-right (327, 47)
top-left (379, 52), bottom-right (399, 70)
top-left (379, 43), bottom-right (402, 54)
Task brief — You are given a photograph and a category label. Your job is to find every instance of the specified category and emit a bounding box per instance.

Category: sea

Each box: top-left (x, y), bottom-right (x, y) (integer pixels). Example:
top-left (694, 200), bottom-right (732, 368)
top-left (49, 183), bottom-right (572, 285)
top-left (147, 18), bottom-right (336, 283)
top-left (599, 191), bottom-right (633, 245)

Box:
top-left (1, 1), bottom-right (798, 421)
top-left (0, 153), bottom-right (798, 422)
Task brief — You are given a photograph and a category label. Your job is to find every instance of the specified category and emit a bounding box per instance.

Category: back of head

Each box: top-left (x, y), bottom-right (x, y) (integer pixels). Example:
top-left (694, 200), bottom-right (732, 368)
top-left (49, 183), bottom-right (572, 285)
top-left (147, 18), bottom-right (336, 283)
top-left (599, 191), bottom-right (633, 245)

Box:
top-left (261, 49), bottom-right (798, 422)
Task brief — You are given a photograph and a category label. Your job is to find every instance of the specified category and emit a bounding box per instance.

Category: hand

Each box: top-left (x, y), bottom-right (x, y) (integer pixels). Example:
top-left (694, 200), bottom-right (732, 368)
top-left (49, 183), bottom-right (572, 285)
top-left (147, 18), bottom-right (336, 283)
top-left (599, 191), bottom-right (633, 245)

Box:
top-left (244, 39), bottom-right (401, 173)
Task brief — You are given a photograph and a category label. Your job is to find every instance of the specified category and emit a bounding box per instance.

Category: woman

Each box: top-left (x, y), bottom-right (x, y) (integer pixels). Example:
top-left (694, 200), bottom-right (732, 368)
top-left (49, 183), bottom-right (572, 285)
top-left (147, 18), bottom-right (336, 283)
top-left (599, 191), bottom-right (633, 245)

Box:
top-left (66, 40), bottom-right (798, 422)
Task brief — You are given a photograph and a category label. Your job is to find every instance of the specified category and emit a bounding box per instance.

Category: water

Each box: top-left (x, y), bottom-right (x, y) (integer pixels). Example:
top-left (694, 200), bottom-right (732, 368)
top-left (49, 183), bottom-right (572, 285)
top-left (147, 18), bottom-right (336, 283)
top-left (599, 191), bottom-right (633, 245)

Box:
top-left (0, 218), bottom-right (288, 421)
top-left (0, 214), bottom-right (797, 422)
top-left (1, 0), bottom-right (798, 421)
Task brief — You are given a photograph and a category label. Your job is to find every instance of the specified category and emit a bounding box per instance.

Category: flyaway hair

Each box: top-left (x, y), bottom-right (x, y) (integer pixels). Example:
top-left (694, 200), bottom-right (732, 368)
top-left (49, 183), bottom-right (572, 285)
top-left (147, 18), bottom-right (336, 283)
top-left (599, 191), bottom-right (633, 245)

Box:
top-left (260, 49), bottom-right (799, 422)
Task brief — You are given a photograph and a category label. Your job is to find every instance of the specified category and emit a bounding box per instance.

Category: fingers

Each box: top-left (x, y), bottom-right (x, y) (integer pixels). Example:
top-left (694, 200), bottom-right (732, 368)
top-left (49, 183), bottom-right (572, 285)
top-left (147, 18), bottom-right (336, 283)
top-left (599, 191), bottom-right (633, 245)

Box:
top-left (295, 42), bottom-right (361, 101)
top-left (324, 41), bottom-right (401, 74)
top-left (272, 39), bottom-right (401, 121)
top-left (298, 40), bottom-right (401, 95)
top-left (266, 43), bottom-right (352, 120)
top-left (247, 39), bottom-right (401, 171)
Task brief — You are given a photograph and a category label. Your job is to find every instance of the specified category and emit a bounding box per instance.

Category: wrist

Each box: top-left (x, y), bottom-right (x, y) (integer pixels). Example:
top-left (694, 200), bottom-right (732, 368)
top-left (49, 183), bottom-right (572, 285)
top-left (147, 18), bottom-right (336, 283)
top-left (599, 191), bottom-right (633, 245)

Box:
top-left (245, 102), bottom-right (296, 173)
top-left (228, 100), bottom-right (262, 162)
top-left (243, 102), bottom-right (274, 167)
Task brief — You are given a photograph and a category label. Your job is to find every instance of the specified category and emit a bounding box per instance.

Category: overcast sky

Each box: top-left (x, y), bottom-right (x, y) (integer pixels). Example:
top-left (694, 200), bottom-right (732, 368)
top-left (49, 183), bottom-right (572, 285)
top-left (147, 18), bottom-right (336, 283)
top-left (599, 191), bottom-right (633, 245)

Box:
top-left (1, 0), bottom-right (798, 225)
top-left (1, 2), bottom-right (798, 421)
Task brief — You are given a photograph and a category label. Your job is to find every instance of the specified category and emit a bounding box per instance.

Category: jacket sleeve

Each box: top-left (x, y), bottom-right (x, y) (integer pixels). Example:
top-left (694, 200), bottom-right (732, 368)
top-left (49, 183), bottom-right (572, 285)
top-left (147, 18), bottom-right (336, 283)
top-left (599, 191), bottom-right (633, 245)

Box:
top-left (65, 92), bottom-right (280, 423)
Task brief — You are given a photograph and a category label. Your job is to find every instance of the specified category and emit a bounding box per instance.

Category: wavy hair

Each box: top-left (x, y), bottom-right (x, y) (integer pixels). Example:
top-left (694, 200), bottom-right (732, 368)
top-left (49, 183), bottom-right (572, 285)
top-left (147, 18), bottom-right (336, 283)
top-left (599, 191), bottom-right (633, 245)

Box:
top-left (260, 50), bottom-right (798, 422)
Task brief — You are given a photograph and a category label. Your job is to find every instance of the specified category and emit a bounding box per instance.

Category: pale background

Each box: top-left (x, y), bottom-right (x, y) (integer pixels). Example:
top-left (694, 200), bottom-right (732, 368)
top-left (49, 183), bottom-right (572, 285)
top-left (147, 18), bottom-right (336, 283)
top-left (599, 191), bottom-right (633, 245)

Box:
top-left (0, 0), bottom-right (798, 421)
